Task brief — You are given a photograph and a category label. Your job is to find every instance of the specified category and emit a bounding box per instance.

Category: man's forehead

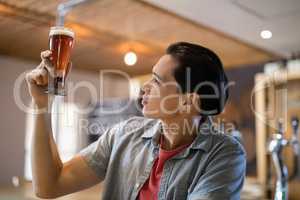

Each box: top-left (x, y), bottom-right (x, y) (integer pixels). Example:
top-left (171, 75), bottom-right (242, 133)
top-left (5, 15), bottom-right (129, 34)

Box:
top-left (152, 54), bottom-right (177, 80)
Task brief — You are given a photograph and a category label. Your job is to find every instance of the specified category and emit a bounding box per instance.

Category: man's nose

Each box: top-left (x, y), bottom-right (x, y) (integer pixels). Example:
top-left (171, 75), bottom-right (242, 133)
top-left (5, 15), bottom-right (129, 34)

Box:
top-left (142, 80), bottom-right (151, 94)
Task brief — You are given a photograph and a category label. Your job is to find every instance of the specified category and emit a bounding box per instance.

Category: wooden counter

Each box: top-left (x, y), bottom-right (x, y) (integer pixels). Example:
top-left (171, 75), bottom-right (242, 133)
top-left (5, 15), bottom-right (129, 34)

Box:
top-left (0, 177), bottom-right (264, 200)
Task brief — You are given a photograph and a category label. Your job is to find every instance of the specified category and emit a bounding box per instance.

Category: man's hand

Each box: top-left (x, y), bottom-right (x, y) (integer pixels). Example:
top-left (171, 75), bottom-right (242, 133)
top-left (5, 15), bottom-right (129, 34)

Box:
top-left (26, 50), bottom-right (53, 108)
top-left (25, 50), bottom-right (71, 108)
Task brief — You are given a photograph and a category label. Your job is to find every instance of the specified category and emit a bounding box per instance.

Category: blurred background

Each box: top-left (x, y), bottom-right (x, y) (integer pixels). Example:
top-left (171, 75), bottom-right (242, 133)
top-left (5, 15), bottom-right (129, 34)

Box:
top-left (0, 0), bottom-right (300, 199)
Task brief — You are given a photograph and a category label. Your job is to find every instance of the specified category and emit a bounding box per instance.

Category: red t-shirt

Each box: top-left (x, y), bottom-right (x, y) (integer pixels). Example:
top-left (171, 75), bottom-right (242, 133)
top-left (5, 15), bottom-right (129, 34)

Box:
top-left (138, 135), bottom-right (192, 200)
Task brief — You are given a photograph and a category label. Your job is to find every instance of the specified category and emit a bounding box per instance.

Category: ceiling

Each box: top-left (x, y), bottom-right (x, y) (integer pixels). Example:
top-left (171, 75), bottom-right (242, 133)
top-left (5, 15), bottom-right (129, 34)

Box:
top-left (142, 0), bottom-right (300, 57)
top-left (0, 0), bottom-right (280, 76)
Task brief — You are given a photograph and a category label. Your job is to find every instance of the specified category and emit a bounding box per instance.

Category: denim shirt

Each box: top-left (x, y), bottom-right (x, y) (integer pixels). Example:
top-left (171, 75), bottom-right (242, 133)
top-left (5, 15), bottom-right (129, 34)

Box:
top-left (79, 117), bottom-right (246, 200)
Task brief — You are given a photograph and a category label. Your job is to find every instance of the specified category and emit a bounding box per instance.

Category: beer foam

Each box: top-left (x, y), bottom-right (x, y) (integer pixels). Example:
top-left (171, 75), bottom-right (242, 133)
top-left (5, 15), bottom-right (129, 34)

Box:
top-left (49, 27), bottom-right (74, 38)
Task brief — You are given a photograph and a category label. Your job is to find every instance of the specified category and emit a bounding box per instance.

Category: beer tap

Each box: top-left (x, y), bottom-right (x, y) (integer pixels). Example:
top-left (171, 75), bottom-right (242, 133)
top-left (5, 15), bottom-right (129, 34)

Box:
top-left (289, 117), bottom-right (299, 180)
top-left (268, 121), bottom-right (288, 200)
top-left (56, 0), bottom-right (97, 26)
top-left (268, 117), bottom-right (300, 200)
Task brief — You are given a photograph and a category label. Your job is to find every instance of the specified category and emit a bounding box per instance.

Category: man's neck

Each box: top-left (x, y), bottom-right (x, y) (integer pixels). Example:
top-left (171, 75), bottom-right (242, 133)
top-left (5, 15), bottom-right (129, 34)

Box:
top-left (160, 116), bottom-right (198, 150)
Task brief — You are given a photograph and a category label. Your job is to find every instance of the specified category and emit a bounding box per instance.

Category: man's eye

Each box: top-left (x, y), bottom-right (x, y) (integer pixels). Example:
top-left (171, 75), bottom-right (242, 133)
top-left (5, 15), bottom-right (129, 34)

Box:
top-left (153, 78), bottom-right (160, 84)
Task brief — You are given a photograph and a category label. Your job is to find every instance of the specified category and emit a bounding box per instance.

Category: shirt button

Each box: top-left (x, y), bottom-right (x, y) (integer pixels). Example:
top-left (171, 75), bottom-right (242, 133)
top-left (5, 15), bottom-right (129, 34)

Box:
top-left (135, 183), bottom-right (140, 189)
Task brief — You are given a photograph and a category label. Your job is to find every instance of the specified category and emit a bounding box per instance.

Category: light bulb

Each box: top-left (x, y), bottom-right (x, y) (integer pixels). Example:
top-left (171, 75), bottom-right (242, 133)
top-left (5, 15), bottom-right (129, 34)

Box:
top-left (260, 30), bottom-right (272, 39)
top-left (124, 51), bottom-right (137, 66)
top-left (12, 176), bottom-right (20, 187)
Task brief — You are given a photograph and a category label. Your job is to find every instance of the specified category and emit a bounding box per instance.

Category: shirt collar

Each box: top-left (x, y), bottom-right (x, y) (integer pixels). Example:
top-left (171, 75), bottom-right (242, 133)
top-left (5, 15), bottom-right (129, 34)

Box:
top-left (141, 118), bottom-right (213, 152)
top-left (141, 120), bottom-right (162, 147)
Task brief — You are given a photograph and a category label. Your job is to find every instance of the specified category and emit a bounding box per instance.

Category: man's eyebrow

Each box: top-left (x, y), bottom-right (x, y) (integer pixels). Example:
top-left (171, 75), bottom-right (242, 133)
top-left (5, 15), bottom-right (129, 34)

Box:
top-left (152, 72), bottom-right (164, 82)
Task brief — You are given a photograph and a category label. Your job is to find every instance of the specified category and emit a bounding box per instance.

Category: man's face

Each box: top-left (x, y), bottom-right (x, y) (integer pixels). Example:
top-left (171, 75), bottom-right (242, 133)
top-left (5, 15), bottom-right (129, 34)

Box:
top-left (141, 54), bottom-right (181, 119)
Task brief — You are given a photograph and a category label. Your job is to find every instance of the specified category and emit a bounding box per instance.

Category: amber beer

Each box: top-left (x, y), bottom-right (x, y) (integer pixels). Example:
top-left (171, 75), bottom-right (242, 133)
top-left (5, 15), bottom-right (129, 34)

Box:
top-left (48, 26), bottom-right (74, 95)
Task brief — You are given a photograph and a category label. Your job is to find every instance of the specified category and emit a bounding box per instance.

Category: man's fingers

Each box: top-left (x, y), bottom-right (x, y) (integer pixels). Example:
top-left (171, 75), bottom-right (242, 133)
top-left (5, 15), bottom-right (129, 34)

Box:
top-left (33, 70), bottom-right (43, 85)
top-left (26, 71), bottom-right (36, 84)
top-left (40, 50), bottom-right (54, 72)
top-left (36, 74), bottom-right (44, 85)
top-left (42, 59), bottom-right (54, 75)
top-left (26, 69), bottom-right (48, 86)
top-left (39, 68), bottom-right (48, 85)
top-left (41, 50), bottom-right (52, 60)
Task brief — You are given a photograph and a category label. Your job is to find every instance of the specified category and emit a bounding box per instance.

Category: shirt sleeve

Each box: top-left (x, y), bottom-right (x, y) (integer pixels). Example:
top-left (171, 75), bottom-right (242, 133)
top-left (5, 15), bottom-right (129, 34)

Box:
top-left (78, 123), bottom-right (120, 180)
top-left (187, 139), bottom-right (246, 200)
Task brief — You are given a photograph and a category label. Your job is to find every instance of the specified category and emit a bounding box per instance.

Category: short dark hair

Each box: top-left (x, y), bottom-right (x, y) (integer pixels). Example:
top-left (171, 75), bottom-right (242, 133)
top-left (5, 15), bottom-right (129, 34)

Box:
top-left (166, 42), bottom-right (229, 116)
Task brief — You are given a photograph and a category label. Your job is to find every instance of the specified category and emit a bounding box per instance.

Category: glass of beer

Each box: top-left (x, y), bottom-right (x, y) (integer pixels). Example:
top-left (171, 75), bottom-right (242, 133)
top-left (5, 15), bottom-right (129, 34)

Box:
top-left (48, 26), bottom-right (75, 96)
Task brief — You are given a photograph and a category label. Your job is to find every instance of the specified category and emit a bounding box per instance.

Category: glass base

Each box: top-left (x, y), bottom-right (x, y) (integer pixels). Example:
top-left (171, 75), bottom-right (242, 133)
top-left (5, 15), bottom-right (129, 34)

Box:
top-left (45, 88), bottom-right (66, 96)
top-left (46, 76), bottom-right (66, 96)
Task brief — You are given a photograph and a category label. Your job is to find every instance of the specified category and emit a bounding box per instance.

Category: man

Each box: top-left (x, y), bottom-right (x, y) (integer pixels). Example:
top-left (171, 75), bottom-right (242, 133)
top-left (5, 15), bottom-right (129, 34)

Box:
top-left (26, 42), bottom-right (246, 200)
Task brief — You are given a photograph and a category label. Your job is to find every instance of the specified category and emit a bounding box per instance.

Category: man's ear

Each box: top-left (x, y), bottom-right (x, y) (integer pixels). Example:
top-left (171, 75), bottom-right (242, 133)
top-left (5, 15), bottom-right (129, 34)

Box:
top-left (179, 93), bottom-right (197, 114)
top-left (179, 94), bottom-right (188, 113)
top-left (190, 93), bottom-right (201, 113)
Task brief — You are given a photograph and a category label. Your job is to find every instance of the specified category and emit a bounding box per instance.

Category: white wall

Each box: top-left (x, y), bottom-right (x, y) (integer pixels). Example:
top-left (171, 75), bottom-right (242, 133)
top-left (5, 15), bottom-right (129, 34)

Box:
top-left (0, 55), bottom-right (33, 185)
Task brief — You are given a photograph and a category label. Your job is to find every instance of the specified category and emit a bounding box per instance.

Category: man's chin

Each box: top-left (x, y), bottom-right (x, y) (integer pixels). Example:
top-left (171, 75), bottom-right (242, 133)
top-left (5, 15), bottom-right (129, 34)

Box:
top-left (142, 108), bottom-right (159, 119)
